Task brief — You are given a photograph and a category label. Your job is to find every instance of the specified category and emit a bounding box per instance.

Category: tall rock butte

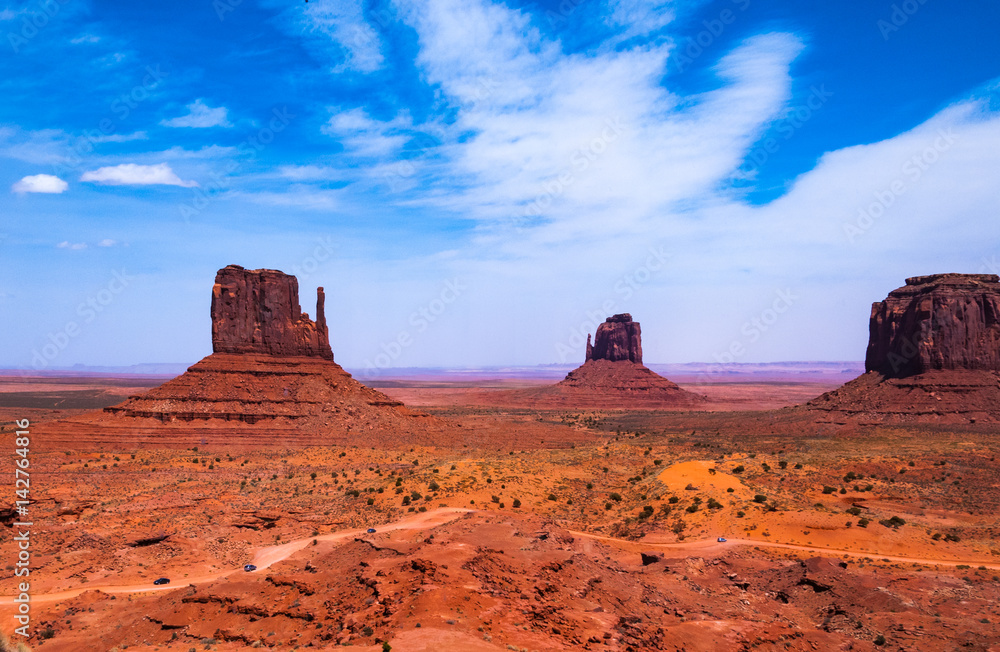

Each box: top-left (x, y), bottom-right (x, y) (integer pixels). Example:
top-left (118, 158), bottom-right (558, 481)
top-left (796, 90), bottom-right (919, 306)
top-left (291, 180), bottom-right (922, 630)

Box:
top-left (38, 265), bottom-right (448, 449)
top-left (540, 314), bottom-right (705, 407)
top-left (809, 273), bottom-right (1000, 424)
top-left (586, 313), bottom-right (643, 364)
top-left (211, 265), bottom-right (333, 360)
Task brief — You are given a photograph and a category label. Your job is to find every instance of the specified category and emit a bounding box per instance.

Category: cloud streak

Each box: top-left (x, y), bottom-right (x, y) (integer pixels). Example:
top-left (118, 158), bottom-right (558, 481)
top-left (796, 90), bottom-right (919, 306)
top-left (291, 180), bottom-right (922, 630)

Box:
top-left (80, 163), bottom-right (199, 187)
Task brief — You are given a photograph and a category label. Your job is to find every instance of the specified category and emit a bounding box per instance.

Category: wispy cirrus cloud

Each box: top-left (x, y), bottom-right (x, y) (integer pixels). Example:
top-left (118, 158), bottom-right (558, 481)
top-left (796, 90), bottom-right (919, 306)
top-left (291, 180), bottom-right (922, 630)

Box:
top-left (80, 163), bottom-right (199, 187)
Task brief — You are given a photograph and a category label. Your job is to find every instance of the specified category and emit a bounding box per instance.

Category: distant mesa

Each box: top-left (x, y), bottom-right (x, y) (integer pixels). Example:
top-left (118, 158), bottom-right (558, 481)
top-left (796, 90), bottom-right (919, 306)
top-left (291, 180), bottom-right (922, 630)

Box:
top-left (38, 265), bottom-right (445, 448)
top-left (809, 273), bottom-right (1000, 424)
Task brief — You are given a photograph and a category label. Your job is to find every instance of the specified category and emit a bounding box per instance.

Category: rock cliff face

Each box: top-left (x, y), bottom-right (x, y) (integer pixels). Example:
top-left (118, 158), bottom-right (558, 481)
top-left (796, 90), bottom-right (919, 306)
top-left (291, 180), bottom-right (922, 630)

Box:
top-left (38, 264), bottom-right (446, 447)
top-left (865, 274), bottom-right (1000, 377)
top-left (587, 314), bottom-right (642, 364)
top-left (810, 273), bottom-right (1000, 424)
top-left (211, 265), bottom-right (333, 361)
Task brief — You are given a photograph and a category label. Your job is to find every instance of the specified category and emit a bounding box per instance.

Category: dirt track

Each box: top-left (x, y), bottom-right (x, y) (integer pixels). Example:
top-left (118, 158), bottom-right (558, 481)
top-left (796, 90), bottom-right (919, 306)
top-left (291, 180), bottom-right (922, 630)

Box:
top-left (6, 506), bottom-right (998, 608)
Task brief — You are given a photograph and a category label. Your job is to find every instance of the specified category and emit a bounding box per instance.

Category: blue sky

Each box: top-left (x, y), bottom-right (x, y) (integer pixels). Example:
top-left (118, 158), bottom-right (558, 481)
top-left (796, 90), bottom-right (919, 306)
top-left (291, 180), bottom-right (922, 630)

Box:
top-left (2, 0), bottom-right (999, 372)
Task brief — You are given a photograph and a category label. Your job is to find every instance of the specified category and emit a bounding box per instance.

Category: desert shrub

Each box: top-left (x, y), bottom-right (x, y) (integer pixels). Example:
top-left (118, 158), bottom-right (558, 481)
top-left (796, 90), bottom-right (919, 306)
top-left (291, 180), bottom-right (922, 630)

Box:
top-left (945, 533), bottom-right (961, 542)
top-left (586, 482), bottom-right (593, 490)
top-left (512, 499), bottom-right (521, 508)
top-left (822, 485), bottom-right (836, 494)
top-left (491, 495), bottom-right (500, 503)
top-left (880, 516), bottom-right (906, 529)
top-left (604, 502), bottom-right (612, 510)
top-left (609, 492), bottom-right (622, 502)
top-left (668, 496), bottom-right (679, 504)
top-left (684, 483), bottom-right (697, 491)
top-left (778, 460), bottom-right (788, 469)
top-left (858, 518), bottom-right (870, 527)
top-left (736, 511), bottom-right (745, 518)
top-left (794, 463), bottom-right (803, 469)
top-left (732, 465), bottom-right (745, 474)
top-left (653, 459), bottom-right (662, 466)
top-left (761, 463), bottom-right (771, 472)
top-left (410, 491), bottom-right (422, 500)
top-left (707, 498), bottom-right (723, 510)
top-left (366, 498), bottom-right (374, 505)
top-left (547, 493), bottom-right (557, 501)
top-left (685, 504), bottom-right (698, 513)
top-left (874, 634), bottom-right (886, 646)
top-left (846, 507), bottom-right (862, 516)
top-left (753, 494), bottom-right (767, 503)
top-left (401, 496), bottom-right (411, 506)
top-left (428, 481), bottom-right (440, 492)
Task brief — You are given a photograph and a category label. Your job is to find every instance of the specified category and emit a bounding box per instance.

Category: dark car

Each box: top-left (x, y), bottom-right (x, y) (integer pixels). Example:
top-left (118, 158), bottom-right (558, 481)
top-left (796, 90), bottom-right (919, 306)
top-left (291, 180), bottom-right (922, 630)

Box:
top-left (153, 577), bottom-right (170, 585)
top-left (366, 528), bottom-right (376, 534)
top-left (717, 537), bottom-right (727, 543)
top-left (244, 564), bottom-right (257, 572)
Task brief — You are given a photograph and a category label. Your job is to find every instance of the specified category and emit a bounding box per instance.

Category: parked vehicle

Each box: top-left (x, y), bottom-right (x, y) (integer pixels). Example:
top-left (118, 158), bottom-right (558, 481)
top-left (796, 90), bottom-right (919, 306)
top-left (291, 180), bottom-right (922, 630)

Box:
top-left (717, 537), bottom-right (727, 543)
top-left (244, 564), bottom-right (257, 572)
top-left (153, 577), bottom-right (170, 585)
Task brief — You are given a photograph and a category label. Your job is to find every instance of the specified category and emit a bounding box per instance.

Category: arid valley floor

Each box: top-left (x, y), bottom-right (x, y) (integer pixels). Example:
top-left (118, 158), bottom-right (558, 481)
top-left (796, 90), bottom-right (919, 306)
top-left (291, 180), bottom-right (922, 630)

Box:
top-left (1, 369), bottom-right (999, 652)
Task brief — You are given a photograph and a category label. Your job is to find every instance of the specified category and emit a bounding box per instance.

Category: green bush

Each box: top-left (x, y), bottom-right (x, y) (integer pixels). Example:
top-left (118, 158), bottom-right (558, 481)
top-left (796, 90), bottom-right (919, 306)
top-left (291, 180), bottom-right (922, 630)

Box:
top-left (753, 494), bottom-right (767, 503)
top-left (609, 492), bottom-right (622, 502)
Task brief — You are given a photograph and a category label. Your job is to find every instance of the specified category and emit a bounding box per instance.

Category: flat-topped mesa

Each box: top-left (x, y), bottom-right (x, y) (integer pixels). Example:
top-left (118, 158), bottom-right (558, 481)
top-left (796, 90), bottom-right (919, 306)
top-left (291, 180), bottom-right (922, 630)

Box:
top-left (865, 273), bottom-right (1000, 378)
top-left (211, 265), bottom-right (333, 360)
top-left (586, 313), bottom-right (642, 364)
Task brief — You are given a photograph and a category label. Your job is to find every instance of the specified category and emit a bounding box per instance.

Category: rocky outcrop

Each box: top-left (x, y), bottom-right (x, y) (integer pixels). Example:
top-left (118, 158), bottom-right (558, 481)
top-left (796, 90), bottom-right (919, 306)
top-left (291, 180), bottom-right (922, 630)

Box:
top-left (866, 274), bottom-right (1000, 377)
top-left (810, 273), bottom-right (1000, 424)
top-left (529, 314), bottom-right (703, 407)
top-left (212, 265), bottom-right (333, 360)
top-left (587, 314), bottom-right (642, 364)
top-left (37, 264), bottom-right (448, 448)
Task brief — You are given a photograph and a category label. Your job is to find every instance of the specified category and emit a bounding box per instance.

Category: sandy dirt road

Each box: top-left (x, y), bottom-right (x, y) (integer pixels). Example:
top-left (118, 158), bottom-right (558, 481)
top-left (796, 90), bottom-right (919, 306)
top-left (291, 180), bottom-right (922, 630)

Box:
top-left (5, 508), bottom-right (998, 607)
top-left (0, 508), bottom-right (473, 606)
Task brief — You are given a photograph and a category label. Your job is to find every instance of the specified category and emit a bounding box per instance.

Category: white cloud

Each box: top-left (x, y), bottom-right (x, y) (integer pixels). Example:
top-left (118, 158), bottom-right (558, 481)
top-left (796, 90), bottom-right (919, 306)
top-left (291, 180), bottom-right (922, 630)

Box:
top-left (322, 108), bottom-right (415, 158)
top-left (160, 99), bottom-right (233, 129)
top-left (12, 174), bottom-right (68, 194)
top-left (603, 0), bottom-right (678, 41)
top-left (301, 0), bottom-right (385, 73)
top-left (85, 131), bottom-right (148, 144)
top-left (80, 163), bottom-right (199, 187)
top-left (390, 0), bottom-right (802, 249)
top-left (57, 241), bottom-right (87, 250)
top-left (71, 34), bottom-right (101, 44)
top-left (98, 238), bottom-right (117, 247)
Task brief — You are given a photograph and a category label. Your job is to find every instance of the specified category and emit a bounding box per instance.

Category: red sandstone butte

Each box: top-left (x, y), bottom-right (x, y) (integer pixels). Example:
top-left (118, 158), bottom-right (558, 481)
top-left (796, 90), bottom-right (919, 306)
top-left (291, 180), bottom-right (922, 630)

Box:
top-left (34, 265), bottom-right (448, 449)
top-left (586, 313), bottom-right (643, 364)
top-left (211, 264), bottom-right (333, 360)
top-left (512, 314), bottom-right (705, 407)
top-left (866, 273), bottom-right (1000, 377)
top-left (809, 273), bottom-right (1000, 424)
